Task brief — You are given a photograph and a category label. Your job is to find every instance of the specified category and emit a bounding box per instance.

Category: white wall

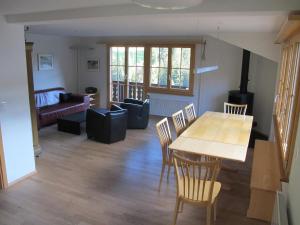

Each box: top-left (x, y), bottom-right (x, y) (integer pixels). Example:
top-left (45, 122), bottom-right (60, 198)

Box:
top-left (210, 32), bottom-right (281, 62)
top-left (197, 36), bottom-right (243, 115)
top-left (286, 117), bottom-right (300, 225)
top-left (249, 53), bottom-right (278, 136)
top-left (25, 33), bottom-right (80, 92)
top-left (78, 39), bottom-right (107, 108)
top-left (0, 16), bottom-right (36, 184)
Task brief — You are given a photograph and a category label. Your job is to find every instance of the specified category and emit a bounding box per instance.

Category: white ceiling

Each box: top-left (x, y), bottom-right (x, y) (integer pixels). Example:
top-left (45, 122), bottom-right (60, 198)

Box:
top-left (1, 0), bottom-right (299, 37)
top-left (27, 12), bottom-right (286, 37)
top-left (0, 0), bottom-right (131, 14)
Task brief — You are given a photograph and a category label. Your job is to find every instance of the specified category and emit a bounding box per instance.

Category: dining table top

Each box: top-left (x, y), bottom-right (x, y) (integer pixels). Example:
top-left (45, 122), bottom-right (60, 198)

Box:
top-left (169, 111), bottom-right (253, 162)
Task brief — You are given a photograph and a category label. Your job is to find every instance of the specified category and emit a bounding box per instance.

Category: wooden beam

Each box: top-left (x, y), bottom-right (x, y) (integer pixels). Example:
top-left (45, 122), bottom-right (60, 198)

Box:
top-left (276, 11), bottom-right (300, 44)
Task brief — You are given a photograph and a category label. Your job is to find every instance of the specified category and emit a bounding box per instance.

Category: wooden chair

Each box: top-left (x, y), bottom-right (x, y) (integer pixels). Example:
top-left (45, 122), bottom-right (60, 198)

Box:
top-left (224, 102), bottom-right (247, 115)
top-left (185, 103), bottom-right (197, 125)
top-left (172, 152), bottom-right (221, 225)
top-left (172, 110), bottom-right (187, 137)
top-left (156, 118), bottom-right (173, 191)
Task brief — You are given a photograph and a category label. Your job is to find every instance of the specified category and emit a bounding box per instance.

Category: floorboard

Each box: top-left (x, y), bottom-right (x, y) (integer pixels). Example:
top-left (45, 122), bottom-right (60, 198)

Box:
top-left (0, 116), bottom-right (267, 225)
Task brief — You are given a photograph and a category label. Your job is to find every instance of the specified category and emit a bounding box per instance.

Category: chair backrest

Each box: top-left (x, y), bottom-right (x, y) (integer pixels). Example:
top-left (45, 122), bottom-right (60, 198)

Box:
top-left (172, 110), bottom-right (187, 137)
top-left (173, 152), bottom-right (221, 203)
top-left (224, 102), bottom-right (247, 115)
top-left (185, 103), bottom-right (197, 125)
top-left (156, 118), bottom-right (172, 164)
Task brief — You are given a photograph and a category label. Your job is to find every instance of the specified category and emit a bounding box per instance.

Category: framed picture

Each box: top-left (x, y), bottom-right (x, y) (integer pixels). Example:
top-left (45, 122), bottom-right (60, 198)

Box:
top-left (38, 54), bottom-right (53, 70)
top-left (87, 59), bottom-right (99, 71)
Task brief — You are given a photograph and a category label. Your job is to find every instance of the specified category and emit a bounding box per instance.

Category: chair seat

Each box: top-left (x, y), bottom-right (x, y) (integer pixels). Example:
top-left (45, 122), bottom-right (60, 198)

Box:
top-left (178, 177), bottom-right (221, 203)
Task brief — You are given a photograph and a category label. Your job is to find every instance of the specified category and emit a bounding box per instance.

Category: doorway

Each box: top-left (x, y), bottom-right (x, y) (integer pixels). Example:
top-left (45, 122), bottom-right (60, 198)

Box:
top-left (108, 46), bottom-right (146, 104)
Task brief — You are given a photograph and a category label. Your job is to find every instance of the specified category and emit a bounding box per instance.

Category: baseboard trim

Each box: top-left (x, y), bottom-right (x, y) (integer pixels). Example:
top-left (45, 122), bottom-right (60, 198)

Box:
top-left (7, 170), bottom-right (37, 188)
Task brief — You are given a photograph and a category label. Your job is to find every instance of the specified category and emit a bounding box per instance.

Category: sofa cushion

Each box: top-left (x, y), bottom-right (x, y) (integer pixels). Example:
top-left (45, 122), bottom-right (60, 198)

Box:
top-left (35, 89), bottom-right (65, 108)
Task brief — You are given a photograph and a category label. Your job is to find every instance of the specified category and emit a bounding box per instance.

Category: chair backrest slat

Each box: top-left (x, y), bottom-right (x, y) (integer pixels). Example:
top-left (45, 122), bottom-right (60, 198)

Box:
top-left (185, 103), bottom-right (197, 125)
top-left (156, 118), bottom-right (172, 164)
top-left (172, 110), bottom-right (187, 137)
top-left (224, 102), bottom-right (247, 115)
top-left (173, 153), bottom-right (220, 203)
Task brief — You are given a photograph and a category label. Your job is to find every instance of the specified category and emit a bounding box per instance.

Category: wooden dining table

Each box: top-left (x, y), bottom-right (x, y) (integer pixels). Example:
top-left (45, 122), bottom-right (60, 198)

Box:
top-left (169, 111), bottom-right (253, 162)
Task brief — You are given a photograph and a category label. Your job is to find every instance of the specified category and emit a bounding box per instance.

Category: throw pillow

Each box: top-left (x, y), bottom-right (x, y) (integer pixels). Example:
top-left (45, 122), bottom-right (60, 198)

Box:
top-left (59, 93), bottom-right (72, 103)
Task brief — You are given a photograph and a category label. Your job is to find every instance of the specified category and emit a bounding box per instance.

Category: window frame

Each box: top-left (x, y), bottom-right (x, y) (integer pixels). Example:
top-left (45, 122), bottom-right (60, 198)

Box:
top-left (274, 42), bottom-right (300, 181)
top-left (108, 44), bottom-right (147, 104)
top-left (147, 44), bottom-right (195, 96)
top-left (107, 43), bottom-right (195, 105)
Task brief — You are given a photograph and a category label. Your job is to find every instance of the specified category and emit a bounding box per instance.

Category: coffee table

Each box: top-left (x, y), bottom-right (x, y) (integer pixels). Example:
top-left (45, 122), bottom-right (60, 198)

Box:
top-left (57, 108), bottom-right (108, 135)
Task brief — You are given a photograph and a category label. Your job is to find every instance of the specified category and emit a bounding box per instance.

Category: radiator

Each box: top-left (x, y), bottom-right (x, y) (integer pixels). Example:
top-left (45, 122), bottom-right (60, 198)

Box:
top-left (272, 191), bottom-right (289, 225)
top-left (149, 97), bottom-right (194, 117)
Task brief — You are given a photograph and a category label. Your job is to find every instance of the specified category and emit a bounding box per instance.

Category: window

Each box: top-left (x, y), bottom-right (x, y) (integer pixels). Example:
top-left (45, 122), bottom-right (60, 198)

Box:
top-left (108, 44), bottom-right (195, 103)
top-left (171, 47), bottom-right (191, 90)
top-left (150, 47), bottom-right (168, 88)
top-left (274, 42), bottom-right (300, 178)
top-left (148, 45), bottom-right (195, 95)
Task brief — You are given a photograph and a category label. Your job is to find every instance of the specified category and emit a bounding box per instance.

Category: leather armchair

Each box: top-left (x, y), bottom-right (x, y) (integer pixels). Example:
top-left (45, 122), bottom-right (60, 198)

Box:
top-left (86, 105), bottom-right (128, 144)
top-left (120, 98), bottom-right (150, 129)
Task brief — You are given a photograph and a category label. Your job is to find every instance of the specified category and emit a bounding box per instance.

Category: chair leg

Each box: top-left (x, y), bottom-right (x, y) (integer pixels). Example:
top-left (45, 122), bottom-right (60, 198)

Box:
top-left (179, 201), bottom-right (184, 213)
top-left (213, 199), bottom-right (218, 221)
top-left (167, 162), bottom-right (172, 183)
top-left (172, 198), bottom-right (180, 225)
top-left (206, 206), bottom-right (212, 225)
top-left (158, 163), bottom-right (166, 192)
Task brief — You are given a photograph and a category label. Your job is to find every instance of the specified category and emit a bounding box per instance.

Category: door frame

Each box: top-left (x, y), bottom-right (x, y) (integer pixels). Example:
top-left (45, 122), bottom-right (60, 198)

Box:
top-left (0, 124), bottom-right (8, 189)
top-left (107, 45), bottom-right (146, 106)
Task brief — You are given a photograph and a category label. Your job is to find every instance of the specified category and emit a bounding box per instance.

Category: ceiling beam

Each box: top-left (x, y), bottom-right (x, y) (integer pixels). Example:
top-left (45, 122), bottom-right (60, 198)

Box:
top-left (275, 11), bottom-right (300, 43)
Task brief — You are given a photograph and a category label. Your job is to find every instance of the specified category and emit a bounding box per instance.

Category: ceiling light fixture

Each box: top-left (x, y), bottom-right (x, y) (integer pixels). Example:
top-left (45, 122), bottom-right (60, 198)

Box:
top-left (132, 0), bottom-right (204, 10)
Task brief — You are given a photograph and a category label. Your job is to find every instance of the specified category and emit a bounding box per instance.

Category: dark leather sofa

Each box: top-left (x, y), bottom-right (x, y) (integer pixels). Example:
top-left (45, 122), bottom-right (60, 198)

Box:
top-left (86, 105), bottom-right (128, 144)
top-left (35, 87), bottom-right (90, 128)
top-left (120, 98), bottom-right (150, 129)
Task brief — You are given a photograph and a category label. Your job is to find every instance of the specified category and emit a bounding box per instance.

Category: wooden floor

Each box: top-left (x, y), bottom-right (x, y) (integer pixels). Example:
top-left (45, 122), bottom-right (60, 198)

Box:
top-left (0, 116), bottom-right (267, 225)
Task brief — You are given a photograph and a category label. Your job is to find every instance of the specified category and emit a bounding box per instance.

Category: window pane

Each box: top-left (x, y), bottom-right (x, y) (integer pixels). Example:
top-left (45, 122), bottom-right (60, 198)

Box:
top-left (159, 68), bottom-right (168, 87)
top-left (118, 66), bottom-right (125, 81)
top-left (136, 47), bottom-right (144, 66)
top-left (111, 47), bottom-right (118, 65)
top-left (110, 66), bottom-right (118, 81)
top-left (151, 48), bottom-right (159, 67)
top-left (182, 48), bottom-right (191, 69)
top-left (128, 67), bottom-right (136, 82)
top-left (181, 69), bottom-right (190, 89)
top-left (117, 47), bottom-right (125, 65)
top-left (136, 67), bottom-right (144, 83)
top-left (171, 69), bottom-right (180, 87)
top-left (151, 68), bottom-right (159, 86)
top-left (159, 48), bottom-right (168, 67)
top-left (128, 47), bottom-right (137, 66)
top-left (172, 48), bottom-right (182, 68)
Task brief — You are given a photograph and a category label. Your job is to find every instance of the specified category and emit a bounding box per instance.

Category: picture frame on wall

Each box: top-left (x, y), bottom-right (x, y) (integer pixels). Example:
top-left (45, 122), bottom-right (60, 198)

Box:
top-left (38, 54), bottom-right (54, 70)
top-left (87, 59), bottom-right (100, 71)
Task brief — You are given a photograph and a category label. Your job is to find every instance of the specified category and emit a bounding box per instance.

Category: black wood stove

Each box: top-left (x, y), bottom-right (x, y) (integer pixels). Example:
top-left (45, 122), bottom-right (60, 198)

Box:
top-left (228, 49), bottom-right (254, 115)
